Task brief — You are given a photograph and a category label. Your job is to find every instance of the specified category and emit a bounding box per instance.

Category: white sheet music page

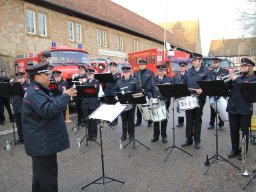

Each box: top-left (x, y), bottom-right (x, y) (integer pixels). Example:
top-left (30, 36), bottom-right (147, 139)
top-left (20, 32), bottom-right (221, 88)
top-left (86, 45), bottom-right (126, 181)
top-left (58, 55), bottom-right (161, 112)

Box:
top-left (89, 104), bottom-right (126, 122)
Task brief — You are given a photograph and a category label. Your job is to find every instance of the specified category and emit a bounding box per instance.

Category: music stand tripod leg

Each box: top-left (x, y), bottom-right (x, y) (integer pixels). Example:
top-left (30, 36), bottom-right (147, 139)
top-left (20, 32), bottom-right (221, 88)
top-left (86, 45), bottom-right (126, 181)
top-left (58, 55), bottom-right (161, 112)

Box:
top-left (243, 173), bottom-right (256, 190)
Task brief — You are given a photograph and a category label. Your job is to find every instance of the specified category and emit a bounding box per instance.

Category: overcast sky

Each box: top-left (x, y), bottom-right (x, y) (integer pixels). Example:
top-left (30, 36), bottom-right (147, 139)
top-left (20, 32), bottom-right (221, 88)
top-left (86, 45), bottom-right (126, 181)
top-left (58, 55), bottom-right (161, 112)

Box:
top-left (112, 0), bottom-right (250, 55)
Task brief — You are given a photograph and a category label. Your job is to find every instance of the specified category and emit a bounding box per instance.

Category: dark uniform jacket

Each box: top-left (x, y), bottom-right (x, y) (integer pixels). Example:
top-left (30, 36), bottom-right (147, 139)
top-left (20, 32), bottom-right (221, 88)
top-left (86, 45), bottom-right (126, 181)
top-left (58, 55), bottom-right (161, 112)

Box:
top-left (209, 67), bottom-right (229, 80)
top-left (56, 79), bottom-right (68, 95)
top-left (113, 76), bottom-right (140, 96)
top-left (22, 80), bottom-right (70, 157)
top-left (226, 74), bottom-right (256, 115)
top-left (134, 69), bottom-right (154, 90)
top-left (172, 71), bottom-right (187, 84)
top-left (147, 75), bottom-right (172, 102)
top-left (82, 78), bottom-right (100, 110)
top-left (104, 72), bottom-right (121, 97)
top-left (12, 82), bottom-right (29, 113)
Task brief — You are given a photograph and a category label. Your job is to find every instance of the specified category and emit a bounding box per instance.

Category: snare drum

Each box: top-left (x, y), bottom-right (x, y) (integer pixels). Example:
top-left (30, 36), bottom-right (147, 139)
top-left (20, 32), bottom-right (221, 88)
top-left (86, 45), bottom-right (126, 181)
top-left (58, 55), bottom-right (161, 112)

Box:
top-left (177, 95), bottom-right (199, 110)
top-left (150, 98), bottom-right (159, 106)
top-left (149, 103), bottom-right (167, 122)
top-left (137, 104), bottom-right (151, 121)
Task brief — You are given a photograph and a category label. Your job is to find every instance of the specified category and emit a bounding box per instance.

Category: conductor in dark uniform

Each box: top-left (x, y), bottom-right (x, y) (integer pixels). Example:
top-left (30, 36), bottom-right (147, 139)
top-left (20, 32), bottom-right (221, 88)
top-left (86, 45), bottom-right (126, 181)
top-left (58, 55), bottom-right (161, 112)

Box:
top-left (134, 59), bottom-right (154, 127)
top-left (181, 53), bottom-right (210, 149)
top-left (12, 72), bottom-right (29, 144)
top-left (22, 62), bottom-right (77, 192)
top-left (82, 68), bottom-right (100, 141)
top-left (172, 61), bottom-right (188, 127)
top-left (208, 57), bottom-right (229, 130)
top-left (147, 65), bottom-right (172, 143)
top-left (227, 58), bottom-right (256, 159)
top-left (104, 62), bottom-right (121, 126)
top-left (114, 66), bottom-right (141, 141)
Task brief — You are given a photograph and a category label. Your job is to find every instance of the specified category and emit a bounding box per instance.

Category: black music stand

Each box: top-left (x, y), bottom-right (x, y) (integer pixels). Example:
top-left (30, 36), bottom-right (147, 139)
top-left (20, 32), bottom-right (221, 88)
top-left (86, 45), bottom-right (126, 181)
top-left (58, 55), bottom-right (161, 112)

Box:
top-left (157, 84), bottom-right (193, 162)
top-left (237, 83), bottom-right (256, 190)
top-left (81, 104), bottom-right (126, 190)
top-left (94, 73), bottom-right (114, 84)
top-left (48, 82), bottom-right (59, 95)
top-left (197, 80), bottom-right (240, 175)
top-left (0, 82), bottom-right (23, 152)
top-left (76, 85), bottom-right (100, 147)
top-left (116, 91), bottom-right (150, 157)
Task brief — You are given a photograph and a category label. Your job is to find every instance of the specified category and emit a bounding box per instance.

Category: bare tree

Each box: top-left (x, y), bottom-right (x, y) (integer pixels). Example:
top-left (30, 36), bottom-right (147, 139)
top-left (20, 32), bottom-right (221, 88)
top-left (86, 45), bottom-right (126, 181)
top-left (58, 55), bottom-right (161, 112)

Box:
top-left (239, 0), bottom-right (256, 35)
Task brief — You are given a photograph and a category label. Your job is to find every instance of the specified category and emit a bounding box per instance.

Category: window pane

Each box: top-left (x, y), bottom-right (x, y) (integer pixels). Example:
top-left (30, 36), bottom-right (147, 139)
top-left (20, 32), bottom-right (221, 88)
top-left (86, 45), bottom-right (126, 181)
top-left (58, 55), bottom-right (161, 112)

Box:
top-left (38, 13), bottom-right (47, 36)
top-left (26, 10), bottom-right (35, 34)
top-left (116, 34), bottom-right (119, 49)
top-left (133, 40), bottom-right (136, 52)
top-left (96, 29), bottom-right (101, 46)
top-left (151, 55), bottom-right (155, 64)
top-left (120, 36), bottom-right (123, 50)
top-left (76, 24), bottom-right (82, 42)
top-left (68, 21), bottom-right (74, 41)
top-left (103, 31), bottom-right (107, 47)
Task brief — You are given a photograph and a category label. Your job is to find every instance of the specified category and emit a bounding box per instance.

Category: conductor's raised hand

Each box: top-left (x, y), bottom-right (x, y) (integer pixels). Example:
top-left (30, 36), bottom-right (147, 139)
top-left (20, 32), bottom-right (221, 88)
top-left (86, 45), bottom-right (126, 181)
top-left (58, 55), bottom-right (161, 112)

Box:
top-left (63, 87), bottom-right (77, 97)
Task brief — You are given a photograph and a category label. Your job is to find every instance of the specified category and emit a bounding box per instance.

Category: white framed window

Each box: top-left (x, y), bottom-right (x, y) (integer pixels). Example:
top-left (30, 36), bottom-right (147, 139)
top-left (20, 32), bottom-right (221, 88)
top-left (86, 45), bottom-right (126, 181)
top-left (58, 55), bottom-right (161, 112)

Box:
top-left (76, 23), bottom-right (82, 42)
top-left (103, 31), bottom-right (107, 47)
top-left (96, 29), bottom-right (101, 46)
top-left (68, 21), bottom-right (74, 41)
top-left (133, 40), bottom-right (136, 52)
top-left (116, 34), bottom-right (119, 49)
top-left (38, 13), bottom-right (47, 36)
top-left (136, 41), bottom-right (139, 51)
top-left (120, 36), bottom-right (124, 50)
top-left (26, 9), bottom-right (36, 34)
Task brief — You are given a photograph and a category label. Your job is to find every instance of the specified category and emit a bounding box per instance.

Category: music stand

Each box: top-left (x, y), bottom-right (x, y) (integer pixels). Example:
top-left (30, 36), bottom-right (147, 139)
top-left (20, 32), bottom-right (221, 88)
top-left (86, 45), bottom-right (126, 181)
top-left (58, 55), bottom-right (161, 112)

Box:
top-left (197, 80), bottom-right (240, 175)
top-left (94, 73), bottom-right (114, 84)
top-left (81, 104), bottom-right (126, 190)
top-left (237, 82), bottom-right (256, 190)
top-left (116, 91), bottom-right (150, 157)
top-left (157, 84), bottom-right (193, 162)
top-left (48, 82), bottom-right (59, 95)
top-left (76, 85), bottom-right (100, 146)
top-left (0, 82), bottom-right (23, 152)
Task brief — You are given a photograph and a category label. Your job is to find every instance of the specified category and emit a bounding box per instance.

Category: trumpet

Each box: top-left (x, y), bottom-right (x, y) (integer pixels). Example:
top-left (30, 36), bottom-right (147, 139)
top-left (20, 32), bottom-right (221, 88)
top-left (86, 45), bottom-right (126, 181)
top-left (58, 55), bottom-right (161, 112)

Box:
top-left (216, 70), bottom-right (242, 82)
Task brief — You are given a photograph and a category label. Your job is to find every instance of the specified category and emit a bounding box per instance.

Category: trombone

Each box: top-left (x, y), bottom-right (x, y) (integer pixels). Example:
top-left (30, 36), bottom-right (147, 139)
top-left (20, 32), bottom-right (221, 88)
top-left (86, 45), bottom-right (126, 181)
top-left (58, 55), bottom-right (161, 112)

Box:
top-left (216, 70), bottom-right (242, 82)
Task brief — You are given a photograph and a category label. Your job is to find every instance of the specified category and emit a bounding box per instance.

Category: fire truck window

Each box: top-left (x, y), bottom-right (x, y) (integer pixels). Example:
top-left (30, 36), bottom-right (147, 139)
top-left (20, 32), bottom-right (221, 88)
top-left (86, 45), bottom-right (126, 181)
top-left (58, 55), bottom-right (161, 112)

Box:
top-left (136, 57), bottom-right (143, 64)
top-left (146, 56), bottom-right (150, 64)
top-left (131, 58), bottom-right (134, 65)
top-left (151, 55), bottom-right (155, 64)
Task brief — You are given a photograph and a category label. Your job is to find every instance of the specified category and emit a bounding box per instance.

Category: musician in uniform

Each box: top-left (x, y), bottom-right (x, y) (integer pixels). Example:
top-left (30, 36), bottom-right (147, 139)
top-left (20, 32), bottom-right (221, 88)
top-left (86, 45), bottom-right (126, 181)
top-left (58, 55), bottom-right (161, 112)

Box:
top-left (74, 65), bottom-right (87, 126)
top-left (104, 62), bottom-right (121, 126)
top-left (82, 69), bottom-right (100, 141)
top-left (134, 59), bottom-right (154, 127)
top-left (12, 72), bottom-right (29, 144)
top-left (114, 66), bottom-right (140, 141)
top-left (227, 58), bottom-right (256, 159)
top-left (208, 57), bottom-right (229, 130)
top-left (22, 62), bottom-right (77, 192)
top-left (147, 65), bottom-right (172, 143)
top-left (172, 61), bottom-right (188, 128)
top-left (181, 53), bottom-right (210, 149)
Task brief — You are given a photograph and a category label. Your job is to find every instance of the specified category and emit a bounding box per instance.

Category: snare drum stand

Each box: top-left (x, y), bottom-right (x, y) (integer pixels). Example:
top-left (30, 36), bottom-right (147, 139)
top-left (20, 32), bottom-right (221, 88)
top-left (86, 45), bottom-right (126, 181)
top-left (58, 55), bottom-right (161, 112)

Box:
top-left (164, 99), bottom-right (193, 162)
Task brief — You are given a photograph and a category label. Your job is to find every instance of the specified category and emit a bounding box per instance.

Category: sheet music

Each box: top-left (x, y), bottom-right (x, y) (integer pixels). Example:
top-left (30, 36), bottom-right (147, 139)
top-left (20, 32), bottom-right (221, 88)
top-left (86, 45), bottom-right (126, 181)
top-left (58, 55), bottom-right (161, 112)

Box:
top-left (89, 104), bottom-right (126, 122)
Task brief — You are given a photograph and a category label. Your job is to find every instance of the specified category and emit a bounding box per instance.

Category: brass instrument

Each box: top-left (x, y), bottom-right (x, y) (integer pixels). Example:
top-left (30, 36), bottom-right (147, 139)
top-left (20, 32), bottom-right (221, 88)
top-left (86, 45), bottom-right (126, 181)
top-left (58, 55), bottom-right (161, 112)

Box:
top-left (240, 131), bottom-right (250, 177)
top-left (216, 70), bottom-right (242, 82)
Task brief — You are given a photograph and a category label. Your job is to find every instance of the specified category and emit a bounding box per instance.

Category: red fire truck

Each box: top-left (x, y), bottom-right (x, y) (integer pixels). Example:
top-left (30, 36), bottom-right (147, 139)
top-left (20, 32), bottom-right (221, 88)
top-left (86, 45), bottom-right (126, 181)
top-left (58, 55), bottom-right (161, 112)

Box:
top-left (15, 42), bottom-right (91, 80)
top-left (128, 48), bottom-right (190, 77)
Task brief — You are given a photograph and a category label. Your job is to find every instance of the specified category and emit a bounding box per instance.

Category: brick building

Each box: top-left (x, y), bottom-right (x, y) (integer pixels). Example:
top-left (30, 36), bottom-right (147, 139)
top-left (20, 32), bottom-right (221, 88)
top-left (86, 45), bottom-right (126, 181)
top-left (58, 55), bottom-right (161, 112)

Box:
top-left (0, 0), bottom-right (192, 75)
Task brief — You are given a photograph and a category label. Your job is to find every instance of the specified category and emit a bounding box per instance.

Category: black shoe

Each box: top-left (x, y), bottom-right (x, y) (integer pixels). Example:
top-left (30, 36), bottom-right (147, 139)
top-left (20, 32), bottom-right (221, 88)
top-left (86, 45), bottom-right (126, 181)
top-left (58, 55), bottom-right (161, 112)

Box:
top-left (176, 123), bottom-right (183, 128)
top-left (129, 136), bottom-right (134, 142)
top-left (86, 136), bottom-right (92, 141)
top-left (181, 140), bottom-right (193, 147)
top-left (237, 154), bottom-right (242, 160)
top-left (228, 151), bottom-right (240, 158)
top-left (10, 117), bottom-right (15, 122)
top-left (111, 122), bottom-right (118, 126)
top-left (218, 124), bottom-right (225, 130)
top-left (207, 125), bottom-right (215, 129)
top-left (92, 137), bottom-right (97, 141)
top-left (151, 136), bottom-right (159, 142)
top-left (195, 143), bottom-right (201, 149)
top-left (162, 137), bottom-right (168, 143)
top-left (120, 135), bottom-right (126, 141)
top-left (135, 122), bottom-right (141, 127)
top-left (147, 122), bottom-right (152, 127)
top-left (16, 139), bottom-right (24, 144)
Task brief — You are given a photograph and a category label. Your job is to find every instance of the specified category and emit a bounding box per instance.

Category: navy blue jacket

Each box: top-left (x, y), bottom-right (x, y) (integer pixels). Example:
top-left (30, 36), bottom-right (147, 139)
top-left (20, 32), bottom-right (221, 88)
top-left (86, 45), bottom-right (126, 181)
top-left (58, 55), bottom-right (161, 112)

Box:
top-left (104, 72), bottom-right (121, 97)
top-left (22, 80), bottom-right (70, 157)
top-left (134, 69), bottom-right (154, 90)
top-left (12, 82), bottom-right (29, 113)
top-left (147, 75), bottom-right (172, 102)
top-left (113, 76), bottom-right (140, 95)
top-left (185, 66), bottom-right (210, 89)
top-left (209, 67), bottom-right (229, 80)
top-left (82, 78), bottom-right (100, 110)
top-left (172, 71), bottom-right (187, 85)
top-left (226, 74), bottom-right (256, 115)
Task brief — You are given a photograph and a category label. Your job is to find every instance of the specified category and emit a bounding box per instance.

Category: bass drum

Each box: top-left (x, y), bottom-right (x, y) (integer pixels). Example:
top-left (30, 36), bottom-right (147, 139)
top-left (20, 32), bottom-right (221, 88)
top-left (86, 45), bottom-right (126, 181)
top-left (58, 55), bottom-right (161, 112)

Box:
top-left (210, 97), bottom-right (229, 122)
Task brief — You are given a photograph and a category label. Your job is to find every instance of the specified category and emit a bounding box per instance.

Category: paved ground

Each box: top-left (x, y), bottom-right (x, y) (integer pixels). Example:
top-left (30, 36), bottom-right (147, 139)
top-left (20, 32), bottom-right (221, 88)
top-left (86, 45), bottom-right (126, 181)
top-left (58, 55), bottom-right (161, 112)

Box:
top-left (1, 101), bottom-right (256, 192)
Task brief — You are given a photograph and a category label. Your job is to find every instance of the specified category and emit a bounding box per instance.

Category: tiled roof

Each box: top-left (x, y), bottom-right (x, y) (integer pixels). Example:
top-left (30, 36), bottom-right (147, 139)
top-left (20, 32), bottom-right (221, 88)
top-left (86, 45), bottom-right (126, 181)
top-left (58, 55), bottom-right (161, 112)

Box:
top-left (26, 0), bottom-right (192, 53)
top-left (159, 20), bottom-right (202, 54)
top-left (209, 37), bottom-right (256, 57)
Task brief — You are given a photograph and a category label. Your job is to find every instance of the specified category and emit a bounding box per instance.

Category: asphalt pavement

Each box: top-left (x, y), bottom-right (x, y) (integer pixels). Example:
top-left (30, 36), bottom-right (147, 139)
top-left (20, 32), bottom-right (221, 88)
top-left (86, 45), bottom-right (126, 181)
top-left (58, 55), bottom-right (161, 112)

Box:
top-left (0, 101), bottom-right (256, 192)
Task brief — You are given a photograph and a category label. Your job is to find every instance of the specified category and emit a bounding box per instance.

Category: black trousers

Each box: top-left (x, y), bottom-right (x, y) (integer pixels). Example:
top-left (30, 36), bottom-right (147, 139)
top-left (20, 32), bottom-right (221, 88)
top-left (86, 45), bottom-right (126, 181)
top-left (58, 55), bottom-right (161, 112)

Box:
top-left (14, 113), bottom-right (23, 141)
top-left (178, 117), bottom-right (184, 124)
top-left (185, 97), bottom-right (205, 144)
top-left (104, 96), bottom-right (118, 124)
top-left (209, 105), bottom-right (224, 126)
top-left (153, 119), bottom-right (167, 138)
top-left (121, 107), bottom-right (135, 138)
top-left (32, 154), bottom-right (58, 192)
top-left (0, 96), bottom-right (13, 122)
top-left (75, 98), bottom-right (84, 124)
top-left (229, 113), bottom-right (251, 153)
